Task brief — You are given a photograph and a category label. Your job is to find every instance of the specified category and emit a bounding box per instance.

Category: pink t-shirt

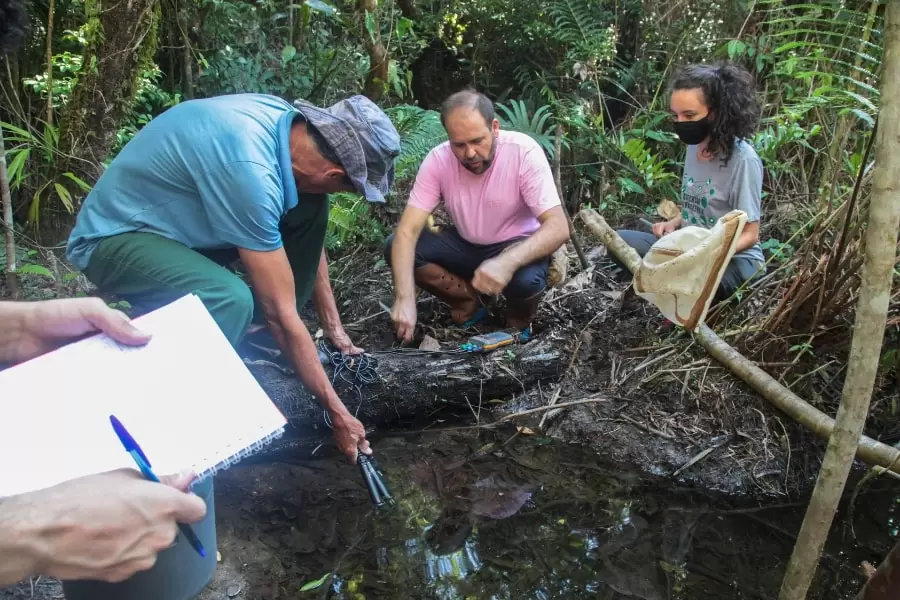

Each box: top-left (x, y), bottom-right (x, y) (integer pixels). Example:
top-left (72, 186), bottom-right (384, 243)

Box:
top-left (407, 130), bottom-right (561, 245)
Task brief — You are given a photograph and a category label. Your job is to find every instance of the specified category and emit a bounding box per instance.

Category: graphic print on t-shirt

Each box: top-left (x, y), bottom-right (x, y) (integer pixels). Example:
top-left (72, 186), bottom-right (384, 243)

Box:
top-left (681, 175), bottom-right (720, 228)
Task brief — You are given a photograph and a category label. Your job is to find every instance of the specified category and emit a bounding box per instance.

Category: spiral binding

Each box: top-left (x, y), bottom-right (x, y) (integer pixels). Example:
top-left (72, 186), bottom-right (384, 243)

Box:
top-left (191, 427), bottom-right (286, 482)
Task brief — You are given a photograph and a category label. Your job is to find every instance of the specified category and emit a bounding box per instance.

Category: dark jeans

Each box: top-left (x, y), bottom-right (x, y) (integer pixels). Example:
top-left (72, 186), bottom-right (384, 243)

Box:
top-left (612, 229), bottom-right (764, 302)
top-left (383, 227), bottom-right (548, 298)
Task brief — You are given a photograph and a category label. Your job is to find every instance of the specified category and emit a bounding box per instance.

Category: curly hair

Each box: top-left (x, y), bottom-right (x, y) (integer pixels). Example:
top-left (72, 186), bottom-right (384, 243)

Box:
top-left (0, 0), bottom-right (29, 55)
top-left (670, 62), bottom-right (760, 165)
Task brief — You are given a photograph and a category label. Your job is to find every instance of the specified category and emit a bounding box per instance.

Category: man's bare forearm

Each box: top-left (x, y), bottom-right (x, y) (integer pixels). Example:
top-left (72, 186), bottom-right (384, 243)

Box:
top-left (0, 302), bottom-right (27, 364)
top-left (0, 496), bottom-right (43, 586)
top-left (312, 249), bottom-right (341, 331)
top-left (501, 214), bottom-right (570, 270)
top-left (391, 229), bottom-right (419, 301)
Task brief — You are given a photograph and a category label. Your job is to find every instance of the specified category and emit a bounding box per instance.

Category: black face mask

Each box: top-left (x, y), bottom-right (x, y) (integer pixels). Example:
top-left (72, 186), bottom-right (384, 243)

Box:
top-left (673, 116), bottom-right (711, 145)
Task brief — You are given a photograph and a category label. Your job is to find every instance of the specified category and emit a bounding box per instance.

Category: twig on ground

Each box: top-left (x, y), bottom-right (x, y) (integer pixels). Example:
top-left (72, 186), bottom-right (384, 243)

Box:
top-left (539, 338), bottom-right (583, 429)
top-left (632, 348), bottom-right (677, 374)
top-left (497, 396), bottom-right (607, 422)
top-left (619, 413), bottom-right (676, 440)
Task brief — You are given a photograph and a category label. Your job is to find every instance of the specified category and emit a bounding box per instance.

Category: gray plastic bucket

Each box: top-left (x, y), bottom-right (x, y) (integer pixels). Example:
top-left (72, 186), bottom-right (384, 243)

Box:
top-left (62, 476), bottom-right (218, 600)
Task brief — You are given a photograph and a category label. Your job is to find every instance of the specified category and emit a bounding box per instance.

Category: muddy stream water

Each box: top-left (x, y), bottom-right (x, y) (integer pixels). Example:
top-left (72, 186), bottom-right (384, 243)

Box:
top-left (203, 427), bottom-right (894, 600)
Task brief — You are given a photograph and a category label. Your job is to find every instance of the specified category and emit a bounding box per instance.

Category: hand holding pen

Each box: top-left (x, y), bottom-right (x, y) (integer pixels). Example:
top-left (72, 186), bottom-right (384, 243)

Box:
top-left (0, 469), bottom-right (206, 585)
top-left (110, 415), bottom-right (208, 557)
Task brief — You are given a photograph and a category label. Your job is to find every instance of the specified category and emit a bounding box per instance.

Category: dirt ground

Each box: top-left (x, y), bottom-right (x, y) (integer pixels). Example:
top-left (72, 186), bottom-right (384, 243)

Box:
top-left (289, 242), bottom-right (815, 499)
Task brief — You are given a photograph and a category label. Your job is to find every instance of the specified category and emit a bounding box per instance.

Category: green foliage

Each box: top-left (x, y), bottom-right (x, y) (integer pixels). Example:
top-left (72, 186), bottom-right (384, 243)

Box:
top-left (385, 105), bottom-right (447, 182)
top-left (325, 192), bottom-right (385, 251)
top-left (2, 121), bottom-right (91, 226)
top-left (496, 100), bottom-right (558, 157)
top-left (761, 238), bottom-right (795, 263)
top-left (547, 0), bottom-right (617, 74)
top-left (758, 0), bottom-right (883, 126)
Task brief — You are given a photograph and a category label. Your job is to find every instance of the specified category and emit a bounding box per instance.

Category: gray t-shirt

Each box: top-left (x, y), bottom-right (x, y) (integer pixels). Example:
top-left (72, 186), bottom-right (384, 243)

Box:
top-left (680, 140), bottom-right (764, 265)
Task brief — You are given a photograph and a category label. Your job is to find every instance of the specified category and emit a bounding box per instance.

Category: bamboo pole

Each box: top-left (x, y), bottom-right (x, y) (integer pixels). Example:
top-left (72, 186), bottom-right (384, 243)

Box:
top-left (576, 208), bottom-right (900, 476)
top-left (779, 2), bottom-right (900, 596)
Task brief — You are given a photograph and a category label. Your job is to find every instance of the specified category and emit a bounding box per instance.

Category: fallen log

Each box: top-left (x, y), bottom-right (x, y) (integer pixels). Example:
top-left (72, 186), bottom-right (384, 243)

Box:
top-left (577, 207), bottom-right (900, 476)
top-left (245, 336), bottom-right (566, 449)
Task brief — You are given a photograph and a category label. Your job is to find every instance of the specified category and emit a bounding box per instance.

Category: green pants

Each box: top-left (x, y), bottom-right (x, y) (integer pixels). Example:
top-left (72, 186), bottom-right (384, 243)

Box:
top-left (83, 195), bottom-right (329, 347)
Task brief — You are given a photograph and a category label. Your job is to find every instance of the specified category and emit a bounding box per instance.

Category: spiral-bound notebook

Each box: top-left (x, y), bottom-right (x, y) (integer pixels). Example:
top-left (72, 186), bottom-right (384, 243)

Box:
top-left (0, 293), bottom-right (287, 498)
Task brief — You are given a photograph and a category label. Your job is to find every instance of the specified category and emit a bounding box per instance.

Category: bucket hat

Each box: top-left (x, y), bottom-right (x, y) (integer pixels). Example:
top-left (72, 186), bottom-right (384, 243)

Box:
top-left (293, 95), bottom-right (401, 203)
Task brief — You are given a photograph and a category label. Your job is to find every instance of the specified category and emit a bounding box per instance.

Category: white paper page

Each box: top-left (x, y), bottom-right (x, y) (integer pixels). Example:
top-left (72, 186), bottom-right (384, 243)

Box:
top-left (0, 294), bottom-right (287, 498)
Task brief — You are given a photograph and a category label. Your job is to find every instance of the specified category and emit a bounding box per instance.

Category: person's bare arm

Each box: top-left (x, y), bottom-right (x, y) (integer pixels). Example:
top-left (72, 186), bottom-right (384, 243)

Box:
top-left (734, 221), bottom-right (760, 252)
top-left (391, 206), bottom-right (432, 302)
top-left (312, 249), bottom-right (362, 354)
top-left (390, 206), bottom-right (432, 342)
top-left (238, 246), bottom-right (370, 462)
top-left (472, 206), bottom-right (570, 295)
top-left (0, 470), bottom-right (205, 586)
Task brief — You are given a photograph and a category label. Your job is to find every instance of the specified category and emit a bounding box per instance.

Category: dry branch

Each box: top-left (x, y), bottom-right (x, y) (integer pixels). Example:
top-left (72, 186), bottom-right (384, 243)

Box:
top-left (577, 207), bottom-right (900, 476)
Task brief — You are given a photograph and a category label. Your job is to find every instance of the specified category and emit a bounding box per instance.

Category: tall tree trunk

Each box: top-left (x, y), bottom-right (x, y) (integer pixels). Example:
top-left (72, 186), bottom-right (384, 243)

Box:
top-left (856, 539), bottom-right (900, 599)
top-left (396, 0), bottom-right (420, 19)
top-left (58, 0), bottom-right (161, 186)
top-left (359, 0), bottom-right (388, 101)
top-left (0, 129), bottom-right (19, 298)
top-left (180, 10), bottom-right (194, 100)
top-left (779, 1), bottom-right (900, 598)
top-left (45, 0), bottom-right (55, 126)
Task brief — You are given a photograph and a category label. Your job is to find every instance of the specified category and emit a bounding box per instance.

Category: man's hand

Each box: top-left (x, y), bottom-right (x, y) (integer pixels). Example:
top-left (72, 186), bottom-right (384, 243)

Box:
top-left (0, 298), bottom-right (151, 364)
top-left (391, 296), bottom-right (417, 343)
top-left (329, 410), bottom-right (372, 463)
top-left (472, 255), bottom-right (517, 296)
top-left (0, 469), bottom-right (206, 585)
top-left (324, 326), bottom-right (363, 355)
top-left (652, 218), bottom-right (679, 239)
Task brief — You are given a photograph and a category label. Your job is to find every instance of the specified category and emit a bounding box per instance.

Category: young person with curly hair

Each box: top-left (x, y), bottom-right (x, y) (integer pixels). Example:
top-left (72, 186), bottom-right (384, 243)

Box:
top-left (615, 62), bottom-right (765, 301)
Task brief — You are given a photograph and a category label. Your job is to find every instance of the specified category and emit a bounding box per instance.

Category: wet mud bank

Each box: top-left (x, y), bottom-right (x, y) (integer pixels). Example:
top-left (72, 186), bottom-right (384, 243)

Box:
top-left (245, 260), bottom-right (806, 501)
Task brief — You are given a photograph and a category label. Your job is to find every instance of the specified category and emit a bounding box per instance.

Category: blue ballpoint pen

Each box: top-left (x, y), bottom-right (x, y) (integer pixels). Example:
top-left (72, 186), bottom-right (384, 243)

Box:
top-left (109, 415), bottom-right (207, 558)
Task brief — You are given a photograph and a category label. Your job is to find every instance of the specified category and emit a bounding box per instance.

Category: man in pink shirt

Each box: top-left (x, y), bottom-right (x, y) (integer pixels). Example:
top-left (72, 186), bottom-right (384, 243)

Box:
top-left (385, 90), bottom-right (570, 342)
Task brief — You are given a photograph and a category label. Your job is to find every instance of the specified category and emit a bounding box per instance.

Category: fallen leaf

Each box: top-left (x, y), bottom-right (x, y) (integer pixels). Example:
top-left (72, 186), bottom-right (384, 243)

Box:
top-left (299, 572), bottom-right (331, 592)
top-left (657, 199), bottom-right (680, 220)
top-left (516, 426), bottom-right (536, 435)
top-left (419, 335), bottom-right (441, 351)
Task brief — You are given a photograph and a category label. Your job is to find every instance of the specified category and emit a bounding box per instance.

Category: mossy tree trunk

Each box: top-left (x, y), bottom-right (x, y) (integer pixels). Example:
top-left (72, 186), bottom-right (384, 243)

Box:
top-left (57, 0), bottom-right (161, 189)
top-left (359, 0), bottom-right (388, 101)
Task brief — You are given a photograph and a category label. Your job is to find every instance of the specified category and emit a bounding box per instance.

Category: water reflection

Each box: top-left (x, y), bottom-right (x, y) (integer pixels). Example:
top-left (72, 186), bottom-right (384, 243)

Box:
top-left (213, 428), bottom-right (879, 599)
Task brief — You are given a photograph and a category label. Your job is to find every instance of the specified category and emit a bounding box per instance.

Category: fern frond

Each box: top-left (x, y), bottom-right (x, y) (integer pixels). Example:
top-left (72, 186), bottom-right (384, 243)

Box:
top-left (385, 105), bottom-right (448, 180)
top-left (546, 0), bottom-right (609, 45)
top-left (496, 99), bottom-right (558, 157)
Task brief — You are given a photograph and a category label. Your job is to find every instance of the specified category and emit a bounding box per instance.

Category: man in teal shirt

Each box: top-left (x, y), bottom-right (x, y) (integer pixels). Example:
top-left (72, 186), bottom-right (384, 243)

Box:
top-left (66, 93), bottom-right (400, 463)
